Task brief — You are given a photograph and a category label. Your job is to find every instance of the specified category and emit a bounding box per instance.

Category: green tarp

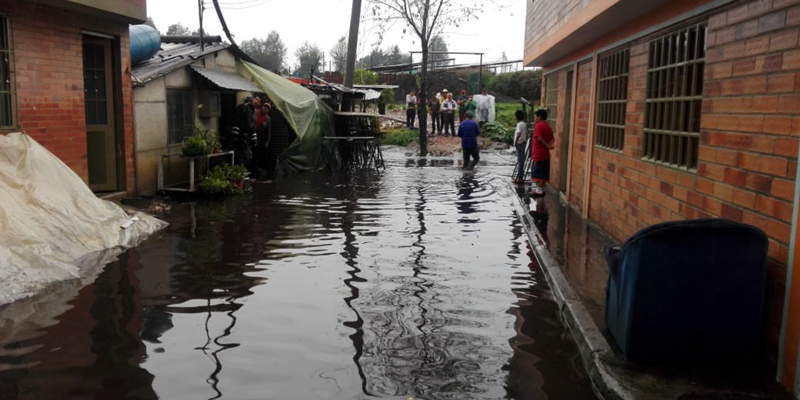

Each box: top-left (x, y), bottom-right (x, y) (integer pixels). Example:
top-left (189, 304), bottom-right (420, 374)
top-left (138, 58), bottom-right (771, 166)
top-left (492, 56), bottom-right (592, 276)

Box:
top-left (242, 61), bottom-right (334, 173)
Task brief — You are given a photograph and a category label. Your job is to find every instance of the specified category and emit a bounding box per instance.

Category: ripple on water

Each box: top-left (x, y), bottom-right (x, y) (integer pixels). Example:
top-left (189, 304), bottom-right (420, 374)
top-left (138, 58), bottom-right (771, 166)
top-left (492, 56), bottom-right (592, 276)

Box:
top-left (0, 149), bottom-right (596, 400)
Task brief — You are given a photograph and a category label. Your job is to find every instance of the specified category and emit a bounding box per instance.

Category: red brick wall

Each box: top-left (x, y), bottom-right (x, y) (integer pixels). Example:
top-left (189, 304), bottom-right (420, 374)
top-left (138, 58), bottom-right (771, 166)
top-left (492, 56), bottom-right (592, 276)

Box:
top-left (569, 60), bottom-right (594, 211)
top-left (701, 0), bottom-right (800, 346)
top-left (0, 1), bottom-right (135, 193)
top-left (546, 0), bottom-right (800, 352)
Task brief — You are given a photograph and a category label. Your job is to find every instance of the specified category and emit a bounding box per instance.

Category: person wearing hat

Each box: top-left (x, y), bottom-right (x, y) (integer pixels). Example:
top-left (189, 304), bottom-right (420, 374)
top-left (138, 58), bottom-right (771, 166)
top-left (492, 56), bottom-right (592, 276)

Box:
top-left (440, 92), bottom-right (458, 136)
top-left (405, 90), bottom-right (417, 129)
top-left (457, 89), bottom-right (468, 123)
top-left (439, 89), bottom-right (448, 105)
top-left (429, 93), bottom-right (441, 135)
top-left (457, 111), bottom-right (480, 170)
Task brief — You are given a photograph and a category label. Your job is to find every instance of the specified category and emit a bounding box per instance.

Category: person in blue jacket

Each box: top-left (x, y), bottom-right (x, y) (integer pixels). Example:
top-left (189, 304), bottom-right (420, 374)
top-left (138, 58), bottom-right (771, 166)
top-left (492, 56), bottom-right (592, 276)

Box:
top-left (457, 111), bottom-right (480, 170)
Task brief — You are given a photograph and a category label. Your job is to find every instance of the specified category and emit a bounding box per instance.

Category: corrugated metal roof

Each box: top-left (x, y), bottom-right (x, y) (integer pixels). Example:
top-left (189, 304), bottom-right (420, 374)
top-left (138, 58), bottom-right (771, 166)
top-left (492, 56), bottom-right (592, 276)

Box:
top-left (131, 38), bottom-right (229, 84)
top-left (191, 66), bottom-right (262, 92)
top-left (353, 84), bottom-right (400, 90)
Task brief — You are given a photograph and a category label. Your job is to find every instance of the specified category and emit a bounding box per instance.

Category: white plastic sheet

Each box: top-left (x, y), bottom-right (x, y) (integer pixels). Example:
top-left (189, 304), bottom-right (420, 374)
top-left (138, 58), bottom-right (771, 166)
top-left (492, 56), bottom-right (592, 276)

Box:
top-left (0, 132), bottom-right (166, 305)
top-left (472, 94), bottom-right (496, 123)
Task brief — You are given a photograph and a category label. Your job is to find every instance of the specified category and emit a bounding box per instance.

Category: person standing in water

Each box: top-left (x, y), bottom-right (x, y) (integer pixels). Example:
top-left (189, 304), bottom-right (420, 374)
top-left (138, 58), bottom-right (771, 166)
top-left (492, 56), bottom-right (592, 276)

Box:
top-left (457, 111), bottom-right (481, 170)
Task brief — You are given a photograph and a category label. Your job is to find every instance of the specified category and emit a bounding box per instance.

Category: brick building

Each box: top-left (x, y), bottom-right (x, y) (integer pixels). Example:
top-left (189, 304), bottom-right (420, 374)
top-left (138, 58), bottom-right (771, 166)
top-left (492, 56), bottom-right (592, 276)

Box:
top-left (0, 0), bottom-right (146, 193)
top-left (525, 0), bottom-right (800, 394)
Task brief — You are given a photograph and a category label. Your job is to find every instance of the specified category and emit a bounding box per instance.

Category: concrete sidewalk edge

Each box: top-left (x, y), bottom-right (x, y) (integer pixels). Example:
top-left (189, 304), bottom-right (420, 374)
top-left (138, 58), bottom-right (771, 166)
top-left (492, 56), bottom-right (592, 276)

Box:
top-left (510, 185), bottom-right (646, 400)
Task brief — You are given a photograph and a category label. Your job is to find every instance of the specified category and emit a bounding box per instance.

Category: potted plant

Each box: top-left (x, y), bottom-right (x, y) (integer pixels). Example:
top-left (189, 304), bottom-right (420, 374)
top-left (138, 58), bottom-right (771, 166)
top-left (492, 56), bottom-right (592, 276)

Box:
top-left (198, 164), bottom-right (250, 196)
top-left (225, 164), bottom-right (249, 188)
top-left (182, 134), bottom-right (207, 157)
top-left (183, 124), bottom-right (221, 156)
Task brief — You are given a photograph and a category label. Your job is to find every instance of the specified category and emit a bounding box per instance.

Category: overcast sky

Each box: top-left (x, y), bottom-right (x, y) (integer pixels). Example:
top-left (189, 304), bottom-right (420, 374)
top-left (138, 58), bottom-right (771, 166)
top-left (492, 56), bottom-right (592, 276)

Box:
top-left (145, 0), bottom-right (526, 69)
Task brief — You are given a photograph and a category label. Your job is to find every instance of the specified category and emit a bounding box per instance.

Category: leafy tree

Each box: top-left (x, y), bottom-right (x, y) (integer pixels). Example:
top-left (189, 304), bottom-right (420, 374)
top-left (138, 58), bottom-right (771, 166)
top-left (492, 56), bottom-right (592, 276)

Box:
top-left (166, 23), bottom-right (190, 36)
top-left (294, 41), bottom-right (323, 77)
top-left (365, 0), bottom-right (485, 155)
top-left (241, 31), bottom-right (288, 73)
top-left (145, 17), bottom-right (158, 33)
top-left (357, 47), bottom-right (386, 69)
top-left (385, 45), bottom-right (410, 66)
top-left (190, 28), bottom-right (212, 36)
top-left (354, 69), bottom-right (379, 85)
top-left (429, 35), bottom-right (449, 68)
top-left (490, 69), bottom-right (543, 102)
top-left (330, 36), bottom-right (348, 72)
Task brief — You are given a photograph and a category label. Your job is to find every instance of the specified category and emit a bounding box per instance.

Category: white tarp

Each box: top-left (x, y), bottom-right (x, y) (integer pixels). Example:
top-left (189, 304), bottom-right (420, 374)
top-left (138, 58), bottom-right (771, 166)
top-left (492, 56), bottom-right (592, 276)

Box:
top-left (0, 132), bottom-right (166, 305)
top-left (472, 94), bottom-right (496, 123)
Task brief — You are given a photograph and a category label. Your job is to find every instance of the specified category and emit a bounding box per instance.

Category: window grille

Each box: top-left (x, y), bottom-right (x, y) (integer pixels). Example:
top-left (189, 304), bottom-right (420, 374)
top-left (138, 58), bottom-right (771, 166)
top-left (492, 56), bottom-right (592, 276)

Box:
top-left (167, 89), bottom-right (193, 144)
top-left (596, 48), bottom-right (629, 151)
top-left (544, 73), bottom-right (558, 124)
top-left (0, 15), bottom-right (16, 128)
top-left (643, 23), bottom-right (707, 170)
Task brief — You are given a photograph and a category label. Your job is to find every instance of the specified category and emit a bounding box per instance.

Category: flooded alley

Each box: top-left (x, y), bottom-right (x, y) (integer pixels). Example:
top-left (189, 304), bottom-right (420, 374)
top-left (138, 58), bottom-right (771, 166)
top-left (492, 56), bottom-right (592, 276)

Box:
top-left (0, 148), bottom-right (596, 400)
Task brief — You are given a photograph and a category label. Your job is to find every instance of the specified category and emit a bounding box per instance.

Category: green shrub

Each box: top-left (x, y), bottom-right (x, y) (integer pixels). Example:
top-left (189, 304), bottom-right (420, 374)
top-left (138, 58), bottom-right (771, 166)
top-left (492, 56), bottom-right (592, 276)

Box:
top-left (489, 69), bottom-right (543, 101)
top-left (482, 122), bottom-right (513, 144)
top-left (382, 129), bottom-right (419, 146)
top-left (380, 88), bottom-right (395, 104)
top-left (495, 103), bottom-right (520, 131)
top-left (198, 164), bottom-right (249, 196)
top-left (494, 102), bottom-right (538, 132)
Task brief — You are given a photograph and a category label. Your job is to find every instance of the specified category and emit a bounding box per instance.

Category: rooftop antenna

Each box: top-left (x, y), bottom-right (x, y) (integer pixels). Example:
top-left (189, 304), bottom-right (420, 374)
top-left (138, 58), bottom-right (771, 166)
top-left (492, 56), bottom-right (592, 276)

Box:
top-left (198, 0), bottom-right (204, 51)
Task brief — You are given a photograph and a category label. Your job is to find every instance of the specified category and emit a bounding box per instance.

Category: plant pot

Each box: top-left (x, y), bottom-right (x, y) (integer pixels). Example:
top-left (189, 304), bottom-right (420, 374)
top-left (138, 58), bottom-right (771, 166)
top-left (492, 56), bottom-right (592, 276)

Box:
top-left (182, 147), bottom-right (203, 157)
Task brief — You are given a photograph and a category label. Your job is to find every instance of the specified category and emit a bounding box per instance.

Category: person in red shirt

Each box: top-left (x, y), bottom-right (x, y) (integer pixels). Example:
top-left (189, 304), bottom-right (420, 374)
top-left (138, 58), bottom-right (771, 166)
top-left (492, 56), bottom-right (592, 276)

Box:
top-left (530, 108), bottom-right (554, 196)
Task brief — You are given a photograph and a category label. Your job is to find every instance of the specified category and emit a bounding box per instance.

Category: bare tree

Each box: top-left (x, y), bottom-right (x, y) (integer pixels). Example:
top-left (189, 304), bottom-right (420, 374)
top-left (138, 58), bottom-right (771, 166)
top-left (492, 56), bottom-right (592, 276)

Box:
top-left (330, 36), bottom-right (348, 72)
top-left (241, 31), bottom-right (288, 73)
top-left (364, 0), bottom-right (483, 155)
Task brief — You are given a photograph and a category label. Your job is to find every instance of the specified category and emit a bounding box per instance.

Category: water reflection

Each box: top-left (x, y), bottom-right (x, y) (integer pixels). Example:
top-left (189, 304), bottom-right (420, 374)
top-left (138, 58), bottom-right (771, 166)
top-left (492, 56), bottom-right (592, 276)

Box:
top-left (0, 150), bottom-right (595, 400)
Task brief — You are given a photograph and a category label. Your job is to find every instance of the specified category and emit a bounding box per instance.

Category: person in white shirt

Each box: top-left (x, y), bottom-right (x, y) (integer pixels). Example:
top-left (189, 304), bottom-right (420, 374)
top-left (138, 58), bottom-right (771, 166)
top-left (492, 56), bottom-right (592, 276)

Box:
top-left (512, 110), bottom-right (528, 184)
top-left (405, 90), bottom-right (417, 128)
top-left (441, 93), bottom-right (457, 136)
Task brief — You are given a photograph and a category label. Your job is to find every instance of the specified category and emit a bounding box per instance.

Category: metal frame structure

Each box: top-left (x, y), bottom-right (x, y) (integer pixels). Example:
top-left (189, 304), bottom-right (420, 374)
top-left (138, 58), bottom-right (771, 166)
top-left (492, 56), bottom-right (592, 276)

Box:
top-left (409, 51), bottom-right (486, 90)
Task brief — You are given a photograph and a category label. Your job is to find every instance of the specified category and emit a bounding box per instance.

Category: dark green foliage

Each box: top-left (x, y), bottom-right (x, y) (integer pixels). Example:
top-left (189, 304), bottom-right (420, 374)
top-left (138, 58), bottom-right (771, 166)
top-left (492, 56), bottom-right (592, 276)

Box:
top-left (495, 103), bottom-right (523, 131)
top-left (382, 129), bottom-right (418, 146)
top-left (481, 122), bottom-right (512, 144)
top-left (489, 70), bottom-right (543, 102)
top-left (199, 164), bottom-right (249, 196)
top-left (379, 88), bottom-right (395, 104)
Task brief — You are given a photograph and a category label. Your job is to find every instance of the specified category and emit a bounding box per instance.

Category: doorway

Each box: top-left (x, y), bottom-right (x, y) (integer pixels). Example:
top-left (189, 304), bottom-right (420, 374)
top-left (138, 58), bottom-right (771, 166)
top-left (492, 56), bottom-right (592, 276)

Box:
top-left (83, 36), bottom-right (118, 192)
top-left (559, 70), bottom-right (574, 194)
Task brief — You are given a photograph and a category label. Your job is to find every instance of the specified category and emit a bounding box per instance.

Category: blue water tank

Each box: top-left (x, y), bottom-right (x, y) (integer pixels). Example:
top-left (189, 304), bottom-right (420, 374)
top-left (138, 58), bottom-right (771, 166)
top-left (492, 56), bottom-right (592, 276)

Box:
top-left (129, 24), bottom-right (161, 65)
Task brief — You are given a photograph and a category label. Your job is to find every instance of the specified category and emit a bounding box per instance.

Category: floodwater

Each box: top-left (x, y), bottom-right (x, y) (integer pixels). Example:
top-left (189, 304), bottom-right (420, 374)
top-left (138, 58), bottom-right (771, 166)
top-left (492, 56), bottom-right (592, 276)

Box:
top-left (0, 148), bottom-right (596, 400)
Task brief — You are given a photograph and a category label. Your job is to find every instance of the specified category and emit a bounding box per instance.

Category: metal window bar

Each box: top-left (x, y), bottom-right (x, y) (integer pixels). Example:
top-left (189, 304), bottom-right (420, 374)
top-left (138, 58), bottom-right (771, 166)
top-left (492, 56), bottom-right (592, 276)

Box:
top-left (596, 48), bottom-right (629, 151)
top-left (0, 15), bottom-right (15, 128)
top-left (643, 22), bottom-right (706, 171)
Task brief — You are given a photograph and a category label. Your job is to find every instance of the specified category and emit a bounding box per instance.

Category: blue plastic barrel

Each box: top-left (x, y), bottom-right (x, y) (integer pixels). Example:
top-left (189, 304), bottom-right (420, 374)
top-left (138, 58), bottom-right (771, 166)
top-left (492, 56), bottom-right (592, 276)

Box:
top-left (129, 24), bottom-right (161, 65)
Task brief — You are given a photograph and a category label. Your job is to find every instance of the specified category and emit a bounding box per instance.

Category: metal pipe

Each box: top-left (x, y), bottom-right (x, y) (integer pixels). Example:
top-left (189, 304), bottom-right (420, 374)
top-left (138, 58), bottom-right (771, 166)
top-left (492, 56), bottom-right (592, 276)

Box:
top-left (343, 0), bottom-right (361, 89)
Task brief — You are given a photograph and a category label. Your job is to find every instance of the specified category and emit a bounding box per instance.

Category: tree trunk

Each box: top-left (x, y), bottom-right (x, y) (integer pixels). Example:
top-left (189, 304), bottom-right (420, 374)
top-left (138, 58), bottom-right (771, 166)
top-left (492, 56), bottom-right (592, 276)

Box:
top-left (419, 43), bottom-right (428, 156)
